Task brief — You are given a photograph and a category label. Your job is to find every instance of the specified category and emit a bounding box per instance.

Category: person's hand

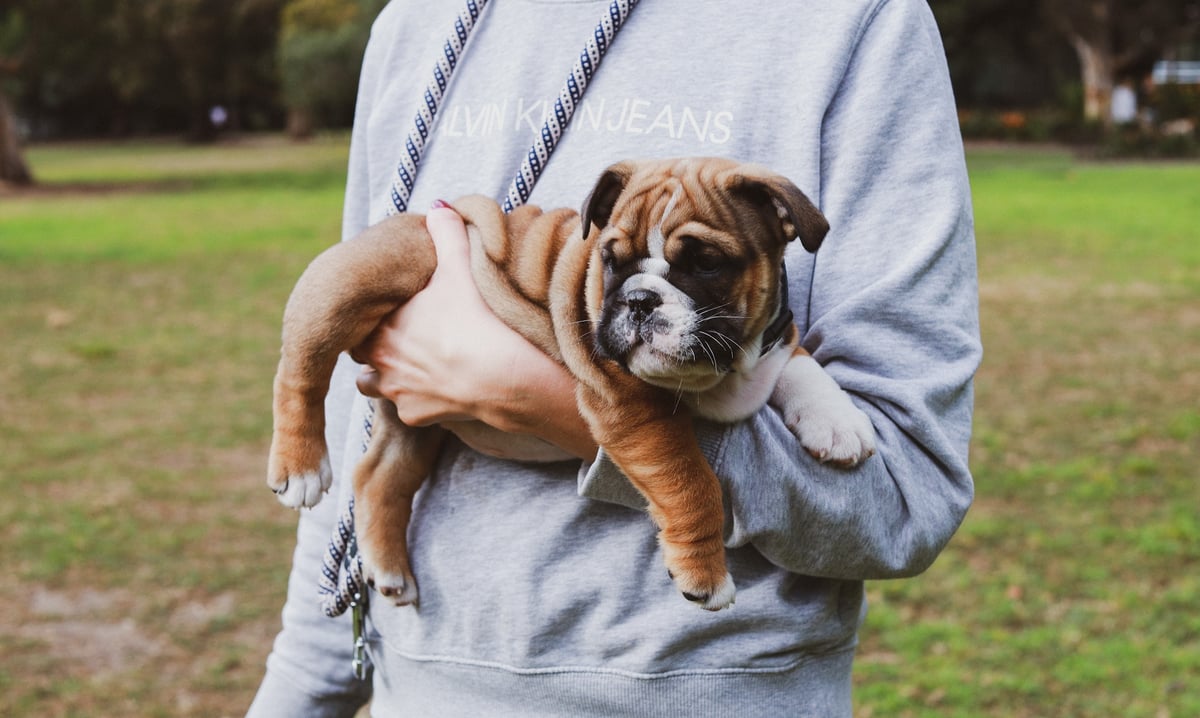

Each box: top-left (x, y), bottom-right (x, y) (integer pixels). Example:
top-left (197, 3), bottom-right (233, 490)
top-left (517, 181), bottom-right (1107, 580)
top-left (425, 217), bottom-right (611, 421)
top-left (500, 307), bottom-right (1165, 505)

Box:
top-left (353, 202), bottom-right (597, 460)
top-left (354, 202), bottom-right (507, 425)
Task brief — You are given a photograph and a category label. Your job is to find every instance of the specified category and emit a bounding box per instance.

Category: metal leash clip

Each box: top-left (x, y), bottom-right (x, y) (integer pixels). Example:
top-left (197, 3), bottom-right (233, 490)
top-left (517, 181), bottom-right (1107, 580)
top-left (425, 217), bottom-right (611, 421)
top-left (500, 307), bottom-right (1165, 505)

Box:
top-left (350, 591), bottom-right (367, 680)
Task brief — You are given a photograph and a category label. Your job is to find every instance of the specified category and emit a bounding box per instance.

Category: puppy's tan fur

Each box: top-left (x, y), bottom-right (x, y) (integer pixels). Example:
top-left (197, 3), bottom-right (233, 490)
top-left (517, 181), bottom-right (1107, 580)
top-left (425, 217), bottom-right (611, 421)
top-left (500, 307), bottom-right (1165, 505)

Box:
top-left (268, 158), bottom-right (874, 611)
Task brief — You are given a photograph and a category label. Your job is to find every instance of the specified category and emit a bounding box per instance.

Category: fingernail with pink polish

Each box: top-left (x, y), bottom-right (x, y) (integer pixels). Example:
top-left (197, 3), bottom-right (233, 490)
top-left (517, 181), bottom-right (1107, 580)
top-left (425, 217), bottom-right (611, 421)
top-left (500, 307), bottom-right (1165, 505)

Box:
top-left (431, 199), bottom-right (450, 210)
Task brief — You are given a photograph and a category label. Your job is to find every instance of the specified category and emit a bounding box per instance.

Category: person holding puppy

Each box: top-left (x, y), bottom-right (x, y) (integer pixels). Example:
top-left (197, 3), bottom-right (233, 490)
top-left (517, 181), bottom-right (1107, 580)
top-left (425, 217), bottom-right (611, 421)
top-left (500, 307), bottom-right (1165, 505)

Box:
top-left (248, 0), bottom-right (980, 716)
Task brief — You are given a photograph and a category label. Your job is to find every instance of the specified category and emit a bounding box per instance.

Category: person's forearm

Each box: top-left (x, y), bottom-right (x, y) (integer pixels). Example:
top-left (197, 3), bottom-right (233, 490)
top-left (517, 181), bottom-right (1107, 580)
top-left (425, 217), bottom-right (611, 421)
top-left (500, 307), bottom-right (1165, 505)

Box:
top-left (354, 204), bottom-right (598, 461)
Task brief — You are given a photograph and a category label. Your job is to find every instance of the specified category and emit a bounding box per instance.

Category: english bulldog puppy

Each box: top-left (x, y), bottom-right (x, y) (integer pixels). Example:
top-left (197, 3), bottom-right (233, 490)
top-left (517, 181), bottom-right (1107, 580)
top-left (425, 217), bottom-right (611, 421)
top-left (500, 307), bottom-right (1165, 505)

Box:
top-left (268, 157), bottom-right (875, 611)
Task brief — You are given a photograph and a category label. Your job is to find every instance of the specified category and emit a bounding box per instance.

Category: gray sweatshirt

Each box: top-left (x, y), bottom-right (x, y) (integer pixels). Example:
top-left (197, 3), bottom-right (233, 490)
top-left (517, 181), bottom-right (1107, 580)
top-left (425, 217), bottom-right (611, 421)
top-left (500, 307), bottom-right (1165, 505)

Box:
top-left (248, 1), bottom-right (980, 716)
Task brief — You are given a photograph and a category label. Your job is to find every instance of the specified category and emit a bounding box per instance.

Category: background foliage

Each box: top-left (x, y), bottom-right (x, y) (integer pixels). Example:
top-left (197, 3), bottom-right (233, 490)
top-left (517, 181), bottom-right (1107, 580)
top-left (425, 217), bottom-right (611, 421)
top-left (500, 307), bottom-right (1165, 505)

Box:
top-left (0, 0), bottom-right (380, 140)
top-left (277, 0), bottom-right (387, 136)
top-left (1, 0), bottom-right (289, 138)
top-left (0, 1), bottom-right (1197, 143)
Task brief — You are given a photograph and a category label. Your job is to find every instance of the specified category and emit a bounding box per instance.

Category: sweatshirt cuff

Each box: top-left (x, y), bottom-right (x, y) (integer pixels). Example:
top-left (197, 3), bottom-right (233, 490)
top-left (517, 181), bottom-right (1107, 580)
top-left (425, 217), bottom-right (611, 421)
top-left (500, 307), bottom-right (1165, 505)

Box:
top-left (577, 448), bottom-right (645, 509)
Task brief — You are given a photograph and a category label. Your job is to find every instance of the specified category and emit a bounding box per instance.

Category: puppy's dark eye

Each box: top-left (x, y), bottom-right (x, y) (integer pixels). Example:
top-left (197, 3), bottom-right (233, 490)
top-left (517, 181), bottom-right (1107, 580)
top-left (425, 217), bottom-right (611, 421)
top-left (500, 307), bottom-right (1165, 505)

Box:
top-left (680, 238), bottom-right (724, 275)
top-left (601, 245), bottom-right (616, 269)
top-left (691, 250), bottom-right (723, 274)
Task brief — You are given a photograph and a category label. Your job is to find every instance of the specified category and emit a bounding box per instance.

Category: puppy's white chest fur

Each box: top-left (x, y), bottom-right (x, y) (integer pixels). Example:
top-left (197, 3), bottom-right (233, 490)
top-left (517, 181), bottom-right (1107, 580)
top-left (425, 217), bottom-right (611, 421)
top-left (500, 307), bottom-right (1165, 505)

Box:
top-left (680, 340), bottom-right (794, 423)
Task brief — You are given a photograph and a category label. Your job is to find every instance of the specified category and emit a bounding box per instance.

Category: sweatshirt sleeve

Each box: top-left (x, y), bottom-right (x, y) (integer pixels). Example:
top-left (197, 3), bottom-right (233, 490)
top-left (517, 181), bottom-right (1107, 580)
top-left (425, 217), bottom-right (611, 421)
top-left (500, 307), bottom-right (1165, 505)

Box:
top-left (248, 12), bottom-right (397, 715)
top-left (340, 11), bottom-right (388, 242)
top-left (580, 0), bottom-right (980, 581)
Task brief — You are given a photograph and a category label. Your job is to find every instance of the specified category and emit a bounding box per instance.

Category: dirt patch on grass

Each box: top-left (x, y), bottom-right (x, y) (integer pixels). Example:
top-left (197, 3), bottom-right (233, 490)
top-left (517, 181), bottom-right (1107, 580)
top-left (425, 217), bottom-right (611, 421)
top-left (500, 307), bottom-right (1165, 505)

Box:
top-left (0, 428), bottom-right (294, 715)
top-left (16, 618), bottom-right (167, 679)
top-left (3, 582), bottom-right (275, 716)
top-left (10, 587), bottom-right (163, 679)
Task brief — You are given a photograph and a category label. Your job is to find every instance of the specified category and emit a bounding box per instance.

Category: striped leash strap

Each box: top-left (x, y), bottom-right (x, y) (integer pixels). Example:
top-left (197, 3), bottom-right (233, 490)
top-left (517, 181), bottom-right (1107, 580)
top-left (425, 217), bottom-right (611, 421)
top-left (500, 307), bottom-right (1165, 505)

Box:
top-left (388, 0), bottom-right (490, 215)
top-left (318, 0), bottom-right (640, 679)
top-left (501, 0), bottom-right (639, 212)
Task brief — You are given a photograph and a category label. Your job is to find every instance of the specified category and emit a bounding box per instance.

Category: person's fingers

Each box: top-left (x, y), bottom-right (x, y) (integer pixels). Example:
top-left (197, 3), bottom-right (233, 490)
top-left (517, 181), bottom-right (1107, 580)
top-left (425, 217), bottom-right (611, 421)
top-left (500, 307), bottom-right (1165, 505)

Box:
top-left (425, 201), bottom-right (471, 272)
top-left (348, 337), bottom-right (370, 366)
top-left (355, 367), bottom-right (384, 398)
top-left (347, 320), bottom-right (384, 366)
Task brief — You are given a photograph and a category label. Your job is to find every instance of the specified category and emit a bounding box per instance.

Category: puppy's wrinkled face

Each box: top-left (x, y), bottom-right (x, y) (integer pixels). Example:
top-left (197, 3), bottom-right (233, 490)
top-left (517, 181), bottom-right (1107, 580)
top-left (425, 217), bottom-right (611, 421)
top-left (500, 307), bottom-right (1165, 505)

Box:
top-left (582, 158), bottom-right (828, 392)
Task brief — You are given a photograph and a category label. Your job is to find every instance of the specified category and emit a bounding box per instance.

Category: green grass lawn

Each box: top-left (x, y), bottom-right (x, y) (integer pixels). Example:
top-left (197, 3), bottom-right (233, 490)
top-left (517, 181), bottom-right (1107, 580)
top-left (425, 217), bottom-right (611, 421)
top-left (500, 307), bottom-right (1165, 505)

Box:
top-left (855, 146), bottom-right (1200, 717)
top-left (1, 138), bottom-right (1197, 716)
top-left (0, 136), bottom-right (349, 716)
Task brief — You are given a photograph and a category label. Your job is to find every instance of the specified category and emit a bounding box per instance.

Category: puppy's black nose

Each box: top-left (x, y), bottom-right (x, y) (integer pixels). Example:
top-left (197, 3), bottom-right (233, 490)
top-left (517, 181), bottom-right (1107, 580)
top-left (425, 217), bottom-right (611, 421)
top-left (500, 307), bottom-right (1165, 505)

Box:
top-left (624, 289), bottom-right (662, 322)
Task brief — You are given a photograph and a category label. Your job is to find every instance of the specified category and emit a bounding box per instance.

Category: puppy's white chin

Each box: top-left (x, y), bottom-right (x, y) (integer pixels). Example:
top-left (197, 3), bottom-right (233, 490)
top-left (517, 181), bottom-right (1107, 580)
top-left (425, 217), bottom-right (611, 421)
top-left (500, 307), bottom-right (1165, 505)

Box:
top-left (628, 346), bottom-right (727, 392)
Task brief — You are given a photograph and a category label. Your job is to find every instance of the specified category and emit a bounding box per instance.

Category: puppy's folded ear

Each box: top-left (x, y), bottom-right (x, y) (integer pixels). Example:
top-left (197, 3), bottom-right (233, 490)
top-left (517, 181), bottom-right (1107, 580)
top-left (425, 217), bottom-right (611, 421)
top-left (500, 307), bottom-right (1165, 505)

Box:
top-left (728, 167), bottom-right (829, 253)
top-left (581, 161), bottom-right (636, 239)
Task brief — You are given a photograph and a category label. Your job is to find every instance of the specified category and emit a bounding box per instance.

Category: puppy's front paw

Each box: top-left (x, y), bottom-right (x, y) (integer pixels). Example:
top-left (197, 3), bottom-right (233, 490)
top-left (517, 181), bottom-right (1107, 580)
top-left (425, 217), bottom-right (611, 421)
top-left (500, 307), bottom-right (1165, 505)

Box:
top-left (791, 399), bottom-right (876, 468)
top-left (662, 540), bottom-right (736, 611)
top-left (673, 570), bottom-right (736, 611)
top-left (269, 452), bottom-right (332, 509)
top-left (775, 356), bottom-right (876, 468)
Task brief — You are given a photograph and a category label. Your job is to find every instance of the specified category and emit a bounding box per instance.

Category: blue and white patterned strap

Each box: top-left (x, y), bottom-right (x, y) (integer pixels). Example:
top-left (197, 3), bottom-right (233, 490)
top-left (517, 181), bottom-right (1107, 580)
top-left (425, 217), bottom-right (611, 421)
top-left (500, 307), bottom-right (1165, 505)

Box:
top-left (388, 0), bottom-right (491, 215)
top-left (389, 0), bottom-right (639, 215)
top-left (502, 0), bottom-right (639, 212)
top-left (319, 0), bottom-right (639, 640)
top-left (317, 403), bottom-right (374, 619)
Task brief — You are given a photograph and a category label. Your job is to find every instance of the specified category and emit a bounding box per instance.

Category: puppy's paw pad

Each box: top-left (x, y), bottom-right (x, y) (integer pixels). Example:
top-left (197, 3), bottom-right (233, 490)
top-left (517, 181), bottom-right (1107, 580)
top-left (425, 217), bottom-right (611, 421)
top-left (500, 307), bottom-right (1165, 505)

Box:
top-left (272, 454), bottom-right (332, 509)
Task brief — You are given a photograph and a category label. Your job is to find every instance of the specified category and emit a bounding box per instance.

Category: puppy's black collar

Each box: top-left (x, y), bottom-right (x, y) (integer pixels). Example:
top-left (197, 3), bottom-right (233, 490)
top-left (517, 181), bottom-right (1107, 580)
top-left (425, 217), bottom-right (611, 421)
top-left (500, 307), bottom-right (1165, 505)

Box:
top-left (760, 262), bottom-right (793, 356)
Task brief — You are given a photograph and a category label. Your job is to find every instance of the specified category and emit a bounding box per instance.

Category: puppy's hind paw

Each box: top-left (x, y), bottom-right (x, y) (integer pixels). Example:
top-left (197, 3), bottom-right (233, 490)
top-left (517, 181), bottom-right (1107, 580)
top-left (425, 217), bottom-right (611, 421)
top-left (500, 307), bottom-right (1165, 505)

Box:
top-left (365, 564), bottom-right (419, 607)
top-left (271, 453), bottom-right (332, 509)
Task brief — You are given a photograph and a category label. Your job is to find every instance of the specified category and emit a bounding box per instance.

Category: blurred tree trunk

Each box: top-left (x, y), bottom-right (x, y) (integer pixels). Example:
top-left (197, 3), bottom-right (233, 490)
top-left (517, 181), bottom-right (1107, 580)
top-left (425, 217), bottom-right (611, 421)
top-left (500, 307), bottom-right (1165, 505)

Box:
top-left (1070, 29), bottom-right (1114, 128)
top-left (1048, 1), bottom-right (1117, 129)
top-left (0, 90), bottom-right (33, 186)
top-left (0, 11), bottom-right (33, 184)
top-left (286, 107), bottom-right (314, 139)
